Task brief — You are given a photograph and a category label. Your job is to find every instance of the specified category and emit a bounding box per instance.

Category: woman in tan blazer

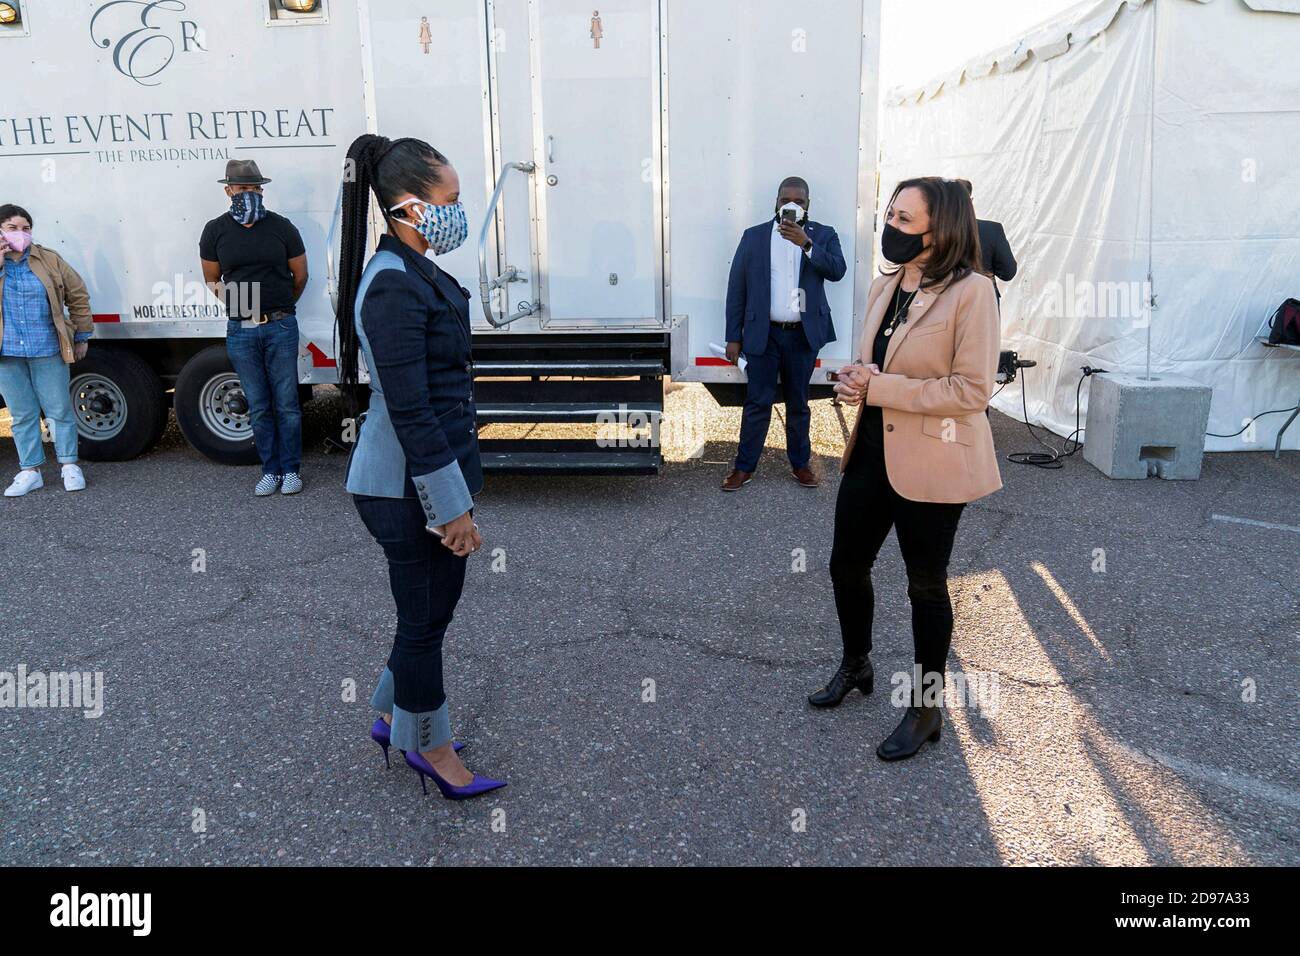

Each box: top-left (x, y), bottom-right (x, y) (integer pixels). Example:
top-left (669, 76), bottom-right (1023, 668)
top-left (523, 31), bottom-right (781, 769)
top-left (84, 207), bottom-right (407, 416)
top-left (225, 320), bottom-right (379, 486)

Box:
top-left (808, 177), bottom-right (1001, 761)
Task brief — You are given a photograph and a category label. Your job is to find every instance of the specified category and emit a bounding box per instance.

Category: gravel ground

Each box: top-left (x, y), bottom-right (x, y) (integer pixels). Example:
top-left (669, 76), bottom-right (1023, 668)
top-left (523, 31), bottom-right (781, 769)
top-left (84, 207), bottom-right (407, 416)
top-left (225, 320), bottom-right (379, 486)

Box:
top-left (1, 384), bottom-right (1296, 866)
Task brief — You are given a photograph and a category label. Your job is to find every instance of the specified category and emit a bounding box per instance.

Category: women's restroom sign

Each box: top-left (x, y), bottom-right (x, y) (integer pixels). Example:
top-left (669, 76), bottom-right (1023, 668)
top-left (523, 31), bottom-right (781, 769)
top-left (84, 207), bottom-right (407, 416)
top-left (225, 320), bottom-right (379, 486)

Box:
top-left (414, 10), bottom-right (600, 54)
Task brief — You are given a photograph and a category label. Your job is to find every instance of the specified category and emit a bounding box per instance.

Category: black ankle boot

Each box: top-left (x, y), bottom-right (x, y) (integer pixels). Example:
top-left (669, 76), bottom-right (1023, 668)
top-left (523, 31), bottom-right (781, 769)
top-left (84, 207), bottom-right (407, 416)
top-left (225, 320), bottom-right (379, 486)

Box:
top-left (808, 658), bottom-right (874, 708)
top-left (876, 706), bottom-right (942, 760)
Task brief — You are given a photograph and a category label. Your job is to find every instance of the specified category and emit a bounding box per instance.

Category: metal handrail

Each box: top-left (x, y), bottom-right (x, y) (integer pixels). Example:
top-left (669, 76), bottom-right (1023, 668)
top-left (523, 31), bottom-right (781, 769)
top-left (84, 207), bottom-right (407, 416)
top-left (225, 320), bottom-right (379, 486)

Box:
top-left (478, 160), bottom-right (538, 327)
top-left (324, 179), bottom-right (343, 316)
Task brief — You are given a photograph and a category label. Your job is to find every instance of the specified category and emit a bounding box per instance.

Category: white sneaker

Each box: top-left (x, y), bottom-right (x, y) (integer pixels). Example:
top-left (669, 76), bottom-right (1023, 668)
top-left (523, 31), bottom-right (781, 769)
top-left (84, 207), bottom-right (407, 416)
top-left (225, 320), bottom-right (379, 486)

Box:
top-left (4, 470), bottom-right (44, 497)
top-left (280, 472), bottom-right (303, 495)
top-left (255, 474), bottom-right (282, 496)
top-left (61, 463), bottom-right (86, 492)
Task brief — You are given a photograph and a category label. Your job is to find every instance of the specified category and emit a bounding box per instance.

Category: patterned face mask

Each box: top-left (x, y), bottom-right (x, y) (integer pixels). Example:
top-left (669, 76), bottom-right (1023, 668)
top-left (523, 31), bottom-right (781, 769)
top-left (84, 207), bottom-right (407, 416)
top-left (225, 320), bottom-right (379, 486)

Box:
top-left (229, 191), bottom-right (267, 225)
top-left (391, 198), bottom-right (468, 256)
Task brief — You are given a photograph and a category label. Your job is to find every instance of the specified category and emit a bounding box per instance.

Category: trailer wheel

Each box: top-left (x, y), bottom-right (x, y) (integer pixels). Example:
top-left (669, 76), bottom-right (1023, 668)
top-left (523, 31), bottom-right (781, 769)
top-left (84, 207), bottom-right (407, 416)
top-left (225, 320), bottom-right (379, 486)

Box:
top-left (71, 347), bottom-right (167, 461)
top-left (174, 345), bottom-right (260, 466)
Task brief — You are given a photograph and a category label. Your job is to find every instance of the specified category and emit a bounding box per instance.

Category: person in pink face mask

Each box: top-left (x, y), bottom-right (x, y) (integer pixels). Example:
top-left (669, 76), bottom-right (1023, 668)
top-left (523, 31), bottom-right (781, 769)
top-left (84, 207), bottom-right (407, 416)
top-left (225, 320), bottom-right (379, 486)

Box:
top-left (0, 204), bottom-right (95, 497)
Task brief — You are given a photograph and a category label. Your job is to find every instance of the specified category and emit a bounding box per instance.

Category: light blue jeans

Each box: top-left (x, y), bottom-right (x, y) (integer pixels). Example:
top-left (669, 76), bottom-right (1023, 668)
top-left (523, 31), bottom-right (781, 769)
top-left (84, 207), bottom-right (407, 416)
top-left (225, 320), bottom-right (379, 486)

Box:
top-left (0, 354), bottom-right (77, 469)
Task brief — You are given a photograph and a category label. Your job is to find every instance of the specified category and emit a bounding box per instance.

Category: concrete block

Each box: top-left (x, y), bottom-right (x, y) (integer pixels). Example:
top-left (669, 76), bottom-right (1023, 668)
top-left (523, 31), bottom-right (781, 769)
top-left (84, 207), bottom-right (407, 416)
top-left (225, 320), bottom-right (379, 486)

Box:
top-left (1083, 372), bottom-right (1213, 479)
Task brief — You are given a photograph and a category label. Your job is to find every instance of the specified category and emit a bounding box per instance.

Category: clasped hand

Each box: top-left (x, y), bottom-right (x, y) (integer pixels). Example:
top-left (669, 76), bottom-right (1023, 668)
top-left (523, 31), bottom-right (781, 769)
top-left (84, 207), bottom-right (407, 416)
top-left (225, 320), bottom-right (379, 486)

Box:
top-left (833, 363), bottom-right (879, 406)
top-left (429, 511), bottom-right (482, 557)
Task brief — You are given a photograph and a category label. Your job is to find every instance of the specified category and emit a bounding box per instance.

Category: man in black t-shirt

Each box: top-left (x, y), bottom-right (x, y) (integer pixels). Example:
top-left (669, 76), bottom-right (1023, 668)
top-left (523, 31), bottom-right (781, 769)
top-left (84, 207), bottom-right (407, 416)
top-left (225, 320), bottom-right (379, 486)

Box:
top-left (200, 159), bottom-right (309, 497)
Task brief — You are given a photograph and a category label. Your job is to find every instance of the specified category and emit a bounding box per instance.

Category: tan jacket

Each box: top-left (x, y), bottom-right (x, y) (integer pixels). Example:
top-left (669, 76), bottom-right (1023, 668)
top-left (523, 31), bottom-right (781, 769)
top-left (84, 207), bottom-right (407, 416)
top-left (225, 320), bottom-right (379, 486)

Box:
top-left (0, 244), bottom-right (94, 364)
top-left (840, 270), bottom-right (1003, 504)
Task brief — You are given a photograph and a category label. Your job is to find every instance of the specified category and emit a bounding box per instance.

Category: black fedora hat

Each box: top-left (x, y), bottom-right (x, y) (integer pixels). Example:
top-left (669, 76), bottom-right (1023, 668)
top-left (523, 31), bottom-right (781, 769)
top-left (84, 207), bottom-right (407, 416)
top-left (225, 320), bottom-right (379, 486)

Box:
top-left (218, 159), bottom-right (272, 185)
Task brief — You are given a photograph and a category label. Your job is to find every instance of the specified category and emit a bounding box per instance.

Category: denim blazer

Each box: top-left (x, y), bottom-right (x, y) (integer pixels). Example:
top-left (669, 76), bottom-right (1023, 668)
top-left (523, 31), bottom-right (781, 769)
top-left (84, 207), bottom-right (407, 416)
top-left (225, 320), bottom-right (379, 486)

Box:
top-left (724, 219), bottom-right (847, 357)
top-left (345, 235), bottom-right (482, 526)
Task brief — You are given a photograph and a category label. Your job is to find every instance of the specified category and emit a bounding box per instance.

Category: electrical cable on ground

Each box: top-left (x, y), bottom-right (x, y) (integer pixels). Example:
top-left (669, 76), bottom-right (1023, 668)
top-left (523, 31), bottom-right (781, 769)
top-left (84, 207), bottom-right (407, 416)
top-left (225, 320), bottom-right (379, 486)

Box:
top-left (1006, 367), bottom-right (1094, 469)
top-left (1206, 406), bottom-right (1299, 439)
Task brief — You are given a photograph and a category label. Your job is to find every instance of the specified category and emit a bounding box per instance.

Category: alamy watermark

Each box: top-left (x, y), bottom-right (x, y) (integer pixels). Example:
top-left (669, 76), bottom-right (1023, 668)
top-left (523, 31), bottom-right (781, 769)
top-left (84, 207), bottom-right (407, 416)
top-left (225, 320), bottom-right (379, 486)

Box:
top-left (1040, 273), bottom-right (1153, 327)
top-left (143, 273), bottom-right (260, 320)
top-left (890, 666), bottom-right (999, 716)
top-left (595, 404), bottom-right (705, 450)
top-left (49, 886), bottom-right (150, 936)
top-left (0, 666), bottom-right (104, 718)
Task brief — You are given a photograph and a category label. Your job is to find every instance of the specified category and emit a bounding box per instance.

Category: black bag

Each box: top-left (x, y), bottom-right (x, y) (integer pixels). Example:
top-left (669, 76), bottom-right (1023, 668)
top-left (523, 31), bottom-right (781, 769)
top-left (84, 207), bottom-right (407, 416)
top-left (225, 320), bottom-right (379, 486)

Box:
top-left (1267, 298), bottom-right (1300, 346)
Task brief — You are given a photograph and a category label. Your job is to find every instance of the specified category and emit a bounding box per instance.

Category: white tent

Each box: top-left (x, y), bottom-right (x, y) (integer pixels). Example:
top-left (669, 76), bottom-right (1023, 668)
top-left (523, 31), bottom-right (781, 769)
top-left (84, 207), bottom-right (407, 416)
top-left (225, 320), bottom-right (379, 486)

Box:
top-left (879, 0), bottom-right (1300, 451)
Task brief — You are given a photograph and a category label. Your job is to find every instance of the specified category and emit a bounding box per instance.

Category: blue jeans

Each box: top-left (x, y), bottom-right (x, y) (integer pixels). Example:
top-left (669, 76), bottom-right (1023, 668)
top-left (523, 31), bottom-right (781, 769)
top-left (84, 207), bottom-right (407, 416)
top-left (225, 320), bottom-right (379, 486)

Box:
top-left (225, 316), bottom-right (301, 475)
top-left (734, 324), bottom-right (819, 472)
top-left (0, 354), bottom-right (78, 469)
top-left (354, 494), bottom-right (468, 752)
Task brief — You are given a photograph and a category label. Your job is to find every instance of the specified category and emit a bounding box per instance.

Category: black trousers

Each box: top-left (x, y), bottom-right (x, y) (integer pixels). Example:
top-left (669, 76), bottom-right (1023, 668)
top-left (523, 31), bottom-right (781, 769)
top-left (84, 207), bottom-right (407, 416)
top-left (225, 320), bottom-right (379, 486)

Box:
top-left (829, 438), bottom-right (965, 689)
top-left (353, 494), bottom-right (467, 718)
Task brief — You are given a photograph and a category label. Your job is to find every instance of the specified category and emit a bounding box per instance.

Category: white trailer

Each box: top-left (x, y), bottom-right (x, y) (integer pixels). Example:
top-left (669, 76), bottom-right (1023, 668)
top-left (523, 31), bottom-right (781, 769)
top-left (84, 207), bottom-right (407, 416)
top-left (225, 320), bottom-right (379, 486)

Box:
top-left (1, 0), bottom-right (880, 471)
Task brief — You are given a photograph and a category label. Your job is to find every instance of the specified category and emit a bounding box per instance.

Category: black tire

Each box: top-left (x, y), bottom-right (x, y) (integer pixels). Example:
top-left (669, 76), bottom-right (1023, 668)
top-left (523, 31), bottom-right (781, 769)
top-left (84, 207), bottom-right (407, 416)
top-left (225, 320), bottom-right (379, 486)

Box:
top-left (71, 346), bottom-right (167, 461)
top-left (174, 344), bottom-right (260, 466)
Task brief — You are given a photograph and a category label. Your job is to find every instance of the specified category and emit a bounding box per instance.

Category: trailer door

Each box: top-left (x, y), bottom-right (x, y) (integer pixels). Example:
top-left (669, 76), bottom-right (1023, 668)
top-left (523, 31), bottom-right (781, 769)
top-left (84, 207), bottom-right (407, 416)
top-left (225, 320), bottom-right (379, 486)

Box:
top-left (489, 0), bottom-right (668, 330)
top-left (360, 0), bottom-right (498, 329)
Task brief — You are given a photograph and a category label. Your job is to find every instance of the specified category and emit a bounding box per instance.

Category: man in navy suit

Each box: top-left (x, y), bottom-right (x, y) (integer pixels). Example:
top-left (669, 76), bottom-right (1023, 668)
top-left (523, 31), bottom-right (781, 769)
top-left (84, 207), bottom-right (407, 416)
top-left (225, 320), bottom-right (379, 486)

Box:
top-left (722, 177), bottom-right (846, 491)
top-left (957, 179), bottom-right (1017, 303)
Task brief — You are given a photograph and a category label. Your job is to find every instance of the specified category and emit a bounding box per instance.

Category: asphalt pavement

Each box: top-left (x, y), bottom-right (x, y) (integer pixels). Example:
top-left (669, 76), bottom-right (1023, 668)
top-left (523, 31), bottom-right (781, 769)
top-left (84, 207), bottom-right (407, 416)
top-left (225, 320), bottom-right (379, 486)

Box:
top-left (1, 385), bottom-right (1297, 865)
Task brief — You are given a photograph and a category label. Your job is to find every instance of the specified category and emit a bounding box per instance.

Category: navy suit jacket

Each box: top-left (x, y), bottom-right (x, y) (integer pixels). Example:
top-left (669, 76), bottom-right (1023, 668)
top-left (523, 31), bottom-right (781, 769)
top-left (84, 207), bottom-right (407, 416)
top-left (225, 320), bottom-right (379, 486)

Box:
top-left (977, 219), bottom-right (1017, 298)
top-left (345, 235), bottom-right (482, 527)
top-left (725, 218), bottom-right (846, 356)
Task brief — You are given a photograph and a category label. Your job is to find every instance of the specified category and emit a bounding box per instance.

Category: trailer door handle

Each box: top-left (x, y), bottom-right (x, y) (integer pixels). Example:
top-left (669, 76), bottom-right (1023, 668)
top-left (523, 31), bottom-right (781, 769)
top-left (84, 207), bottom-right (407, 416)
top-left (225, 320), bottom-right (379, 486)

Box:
top-left (547, 135), bottom-right (555, 164)
top-left (477, 160), bottom-right (539, 328)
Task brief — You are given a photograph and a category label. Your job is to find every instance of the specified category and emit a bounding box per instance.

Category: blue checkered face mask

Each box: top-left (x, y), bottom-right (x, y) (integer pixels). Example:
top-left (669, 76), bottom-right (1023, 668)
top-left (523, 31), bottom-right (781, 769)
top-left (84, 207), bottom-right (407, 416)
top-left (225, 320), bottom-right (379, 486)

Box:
top-left (229, 191), bottom-right (266, 225)
top-left (391, 198), bottom-right (468, 256)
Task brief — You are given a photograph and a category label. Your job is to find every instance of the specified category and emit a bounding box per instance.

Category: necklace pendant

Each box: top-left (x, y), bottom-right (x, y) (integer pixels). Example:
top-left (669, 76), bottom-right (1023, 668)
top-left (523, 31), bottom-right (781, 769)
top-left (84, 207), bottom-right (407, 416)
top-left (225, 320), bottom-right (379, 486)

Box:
top-left (883, 326), bottom-right (894, 337)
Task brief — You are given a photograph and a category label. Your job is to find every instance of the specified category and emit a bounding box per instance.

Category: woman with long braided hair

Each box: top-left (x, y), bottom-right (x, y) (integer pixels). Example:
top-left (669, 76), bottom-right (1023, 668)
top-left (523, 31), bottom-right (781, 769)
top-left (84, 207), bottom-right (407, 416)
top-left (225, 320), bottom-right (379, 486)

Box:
top-left (336, 133), bottom-right (504, 800)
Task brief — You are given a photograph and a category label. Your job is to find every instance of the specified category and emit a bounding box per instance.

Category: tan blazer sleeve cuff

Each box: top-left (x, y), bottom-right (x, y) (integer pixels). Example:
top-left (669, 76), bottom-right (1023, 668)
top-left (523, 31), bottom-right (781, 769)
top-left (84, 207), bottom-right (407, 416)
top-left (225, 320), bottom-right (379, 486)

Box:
top-left (864, 372), bottom-right (907, 409)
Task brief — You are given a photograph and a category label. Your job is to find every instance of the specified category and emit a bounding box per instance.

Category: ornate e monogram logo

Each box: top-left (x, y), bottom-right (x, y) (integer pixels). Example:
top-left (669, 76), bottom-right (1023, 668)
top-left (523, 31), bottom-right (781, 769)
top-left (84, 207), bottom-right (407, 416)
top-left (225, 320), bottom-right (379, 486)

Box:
top-left (90, 0), bottom-right (204, 87)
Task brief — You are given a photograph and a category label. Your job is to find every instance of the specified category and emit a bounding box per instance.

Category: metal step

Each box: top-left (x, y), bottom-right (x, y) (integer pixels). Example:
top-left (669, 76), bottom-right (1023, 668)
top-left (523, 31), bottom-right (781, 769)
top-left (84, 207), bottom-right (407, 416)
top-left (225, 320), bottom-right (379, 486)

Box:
top-left (474, 358), bottom-right (665, 378)
top-left (467, 336), bottom-right (668, 474)
top-left (478, 439), bottom-right (661, 474)
top-left (476, 401), bottom-right (662, 424)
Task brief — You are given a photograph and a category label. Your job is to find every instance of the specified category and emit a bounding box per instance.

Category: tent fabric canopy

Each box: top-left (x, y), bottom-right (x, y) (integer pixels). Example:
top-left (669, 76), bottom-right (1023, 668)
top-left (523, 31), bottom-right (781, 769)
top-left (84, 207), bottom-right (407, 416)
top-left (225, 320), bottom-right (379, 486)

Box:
top-left (879, 0), bottom-right (1300, 452)
top-left (888, 0), bottom-right (1205, 105)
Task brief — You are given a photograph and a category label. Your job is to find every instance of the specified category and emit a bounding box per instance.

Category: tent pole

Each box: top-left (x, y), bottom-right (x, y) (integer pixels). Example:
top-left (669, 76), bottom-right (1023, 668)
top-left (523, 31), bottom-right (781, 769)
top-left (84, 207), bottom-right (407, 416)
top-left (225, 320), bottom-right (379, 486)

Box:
top-left (1145, 0), bottom-right (1159, 381)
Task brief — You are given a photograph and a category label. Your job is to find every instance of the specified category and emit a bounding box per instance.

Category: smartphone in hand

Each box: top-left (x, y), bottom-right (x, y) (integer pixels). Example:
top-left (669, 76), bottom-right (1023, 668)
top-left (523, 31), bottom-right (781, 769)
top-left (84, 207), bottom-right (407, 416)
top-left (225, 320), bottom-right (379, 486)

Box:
top-left (828, 359), bottom-right (865, 384)
top-left (427, 522), bottom-right (479, 539)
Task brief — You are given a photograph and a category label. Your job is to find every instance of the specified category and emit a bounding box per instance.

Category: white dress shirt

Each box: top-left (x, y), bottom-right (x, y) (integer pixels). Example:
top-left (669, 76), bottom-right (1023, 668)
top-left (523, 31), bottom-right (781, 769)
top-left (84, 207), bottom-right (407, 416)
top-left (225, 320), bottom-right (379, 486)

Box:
top-left (769, 220), bottom-right (805, 324)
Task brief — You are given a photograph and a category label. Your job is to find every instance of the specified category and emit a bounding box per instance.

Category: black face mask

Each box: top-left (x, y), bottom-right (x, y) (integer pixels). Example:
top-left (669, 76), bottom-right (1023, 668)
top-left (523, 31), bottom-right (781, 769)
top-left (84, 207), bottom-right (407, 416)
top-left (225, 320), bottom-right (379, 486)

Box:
top-left (881, 223), bottom-right (928, 264)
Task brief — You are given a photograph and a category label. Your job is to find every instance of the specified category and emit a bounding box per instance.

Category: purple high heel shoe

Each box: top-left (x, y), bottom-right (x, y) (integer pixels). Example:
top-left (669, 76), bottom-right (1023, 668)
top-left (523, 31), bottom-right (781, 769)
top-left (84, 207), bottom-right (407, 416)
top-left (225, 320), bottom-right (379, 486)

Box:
top-left (403, 750), bottom-right (507, 801)
top-left (370, 716), bottom-right (464, 769)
